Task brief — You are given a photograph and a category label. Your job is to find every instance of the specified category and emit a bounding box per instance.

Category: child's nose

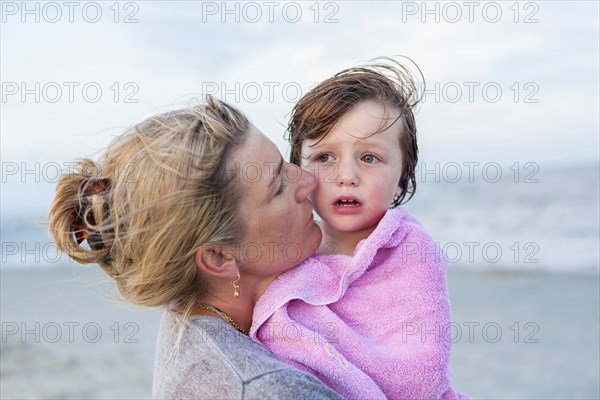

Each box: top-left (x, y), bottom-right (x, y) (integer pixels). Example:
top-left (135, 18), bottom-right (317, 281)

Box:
top-left (336, 161), bottom-right (359, 186)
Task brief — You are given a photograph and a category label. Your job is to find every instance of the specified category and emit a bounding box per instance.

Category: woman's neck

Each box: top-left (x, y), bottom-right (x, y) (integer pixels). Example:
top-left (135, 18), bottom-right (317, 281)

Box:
top-left (186, 273), bottom-right (279, 335)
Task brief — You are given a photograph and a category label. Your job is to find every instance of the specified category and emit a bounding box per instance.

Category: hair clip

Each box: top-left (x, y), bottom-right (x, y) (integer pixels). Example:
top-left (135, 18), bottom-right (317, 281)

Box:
top-left (80, 178), bottom-right (111, 197)
top-left (70, 178), bottom-right (111, 249)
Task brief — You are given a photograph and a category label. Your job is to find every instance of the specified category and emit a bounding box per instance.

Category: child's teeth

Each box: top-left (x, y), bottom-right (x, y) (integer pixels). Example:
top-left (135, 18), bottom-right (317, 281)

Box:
top-left (338, 199), bottom-right (358, 206)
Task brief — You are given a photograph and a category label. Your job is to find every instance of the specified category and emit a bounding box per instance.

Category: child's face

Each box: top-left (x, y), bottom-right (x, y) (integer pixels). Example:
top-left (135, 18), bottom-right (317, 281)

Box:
top-left (301, 100), bottom-right (404, 236)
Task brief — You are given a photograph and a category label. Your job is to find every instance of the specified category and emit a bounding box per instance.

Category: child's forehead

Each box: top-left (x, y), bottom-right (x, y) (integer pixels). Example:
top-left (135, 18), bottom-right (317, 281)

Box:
top-left (339, 100), bottom-right (401, 126)
top-left (306, 100), bottom-right (403, 146)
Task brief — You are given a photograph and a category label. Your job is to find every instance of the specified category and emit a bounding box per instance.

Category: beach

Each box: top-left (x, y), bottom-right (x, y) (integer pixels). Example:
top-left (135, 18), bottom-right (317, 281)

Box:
top-left (447, 269), bottom-right (599, 399)
top-left (1, 265), bottom-right (598, 399)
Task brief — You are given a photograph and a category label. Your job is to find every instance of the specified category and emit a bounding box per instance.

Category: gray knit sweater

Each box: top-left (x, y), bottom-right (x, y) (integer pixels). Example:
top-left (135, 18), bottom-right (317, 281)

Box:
top-left (152, 310), bottom-right (345, 399)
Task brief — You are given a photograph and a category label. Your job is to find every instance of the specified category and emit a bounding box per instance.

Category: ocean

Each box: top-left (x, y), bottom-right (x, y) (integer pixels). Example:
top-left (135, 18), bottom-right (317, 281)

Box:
top-left (1, 163), bottom-right (598, 274)
top-left (403, 162), bottom-right (599, 274)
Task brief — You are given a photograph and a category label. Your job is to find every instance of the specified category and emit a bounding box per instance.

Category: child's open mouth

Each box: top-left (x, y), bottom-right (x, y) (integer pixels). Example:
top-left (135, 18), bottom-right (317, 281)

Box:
top-left (332, 196), bottom-right (362, 214)
top-left (335, 199), bottom-right (360, 207)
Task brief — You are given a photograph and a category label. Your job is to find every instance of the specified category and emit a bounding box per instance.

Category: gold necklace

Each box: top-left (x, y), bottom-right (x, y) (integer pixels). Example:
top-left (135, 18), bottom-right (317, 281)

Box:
top-left (197, 304), bottom-right (249, 336)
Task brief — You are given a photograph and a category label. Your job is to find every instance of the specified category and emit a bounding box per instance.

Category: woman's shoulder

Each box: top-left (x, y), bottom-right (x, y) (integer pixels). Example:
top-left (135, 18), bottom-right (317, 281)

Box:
top-left (153, 310), bottom-right (343, 399)
top-left (152, 310), bottom-right (264, 398)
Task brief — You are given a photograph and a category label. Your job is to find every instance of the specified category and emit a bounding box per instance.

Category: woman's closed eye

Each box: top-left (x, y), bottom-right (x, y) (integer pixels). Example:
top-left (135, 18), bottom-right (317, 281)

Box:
top-left (275, 178), bottom-right (287, 196)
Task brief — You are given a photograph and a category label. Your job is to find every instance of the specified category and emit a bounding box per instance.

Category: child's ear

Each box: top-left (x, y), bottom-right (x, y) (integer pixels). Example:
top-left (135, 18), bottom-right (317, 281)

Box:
top-left (395, 185), bottom-right (403, 198)
top-left (194, 244), bottom-right (238, 279)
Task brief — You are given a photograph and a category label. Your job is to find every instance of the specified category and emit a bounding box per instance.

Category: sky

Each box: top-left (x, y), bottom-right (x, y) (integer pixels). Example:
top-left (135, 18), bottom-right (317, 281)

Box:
top-left (1, 0), bottom-right (599, 220)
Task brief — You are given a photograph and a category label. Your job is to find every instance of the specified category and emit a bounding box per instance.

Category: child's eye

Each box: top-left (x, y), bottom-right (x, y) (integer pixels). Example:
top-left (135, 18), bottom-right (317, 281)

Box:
top-left (361, 154), bottom-right (380, 164)
top-left (315, 153), bottom-right (334, 163)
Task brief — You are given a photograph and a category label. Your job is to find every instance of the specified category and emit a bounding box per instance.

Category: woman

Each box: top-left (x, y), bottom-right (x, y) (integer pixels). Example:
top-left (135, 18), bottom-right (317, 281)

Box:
top-left (49, 96), bottom-right (343, 399)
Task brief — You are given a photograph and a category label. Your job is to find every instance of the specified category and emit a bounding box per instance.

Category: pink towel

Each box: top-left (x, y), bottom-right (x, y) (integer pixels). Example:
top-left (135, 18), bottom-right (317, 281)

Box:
top-left (251, 208), bottom-right (467, 399)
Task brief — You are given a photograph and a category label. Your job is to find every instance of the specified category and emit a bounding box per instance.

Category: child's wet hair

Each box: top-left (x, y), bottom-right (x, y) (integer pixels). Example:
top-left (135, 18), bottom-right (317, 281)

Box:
top-left (287, 57), bottom-right (422, 206)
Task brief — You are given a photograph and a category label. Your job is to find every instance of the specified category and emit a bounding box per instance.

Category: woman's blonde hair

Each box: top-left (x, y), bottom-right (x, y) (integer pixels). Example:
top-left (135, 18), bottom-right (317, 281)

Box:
top-left (49, 95), bottom-right (250, 316)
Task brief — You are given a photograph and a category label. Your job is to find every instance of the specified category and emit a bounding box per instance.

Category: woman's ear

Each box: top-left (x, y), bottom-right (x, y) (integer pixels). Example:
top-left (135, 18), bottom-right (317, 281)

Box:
top-left (194, 244), bottom-right (238, 279)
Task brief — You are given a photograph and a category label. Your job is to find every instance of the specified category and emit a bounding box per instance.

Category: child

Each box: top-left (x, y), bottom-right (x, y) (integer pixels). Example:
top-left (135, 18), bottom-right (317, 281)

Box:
top-left (250, 59), bottom-right (467, 399)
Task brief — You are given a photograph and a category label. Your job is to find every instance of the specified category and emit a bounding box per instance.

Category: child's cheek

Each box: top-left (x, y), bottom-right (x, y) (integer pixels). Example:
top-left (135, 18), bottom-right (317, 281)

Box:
top-left (312, 186), bottom-right (328, 214)
top-left (319, 163), bottom-right (336, 186)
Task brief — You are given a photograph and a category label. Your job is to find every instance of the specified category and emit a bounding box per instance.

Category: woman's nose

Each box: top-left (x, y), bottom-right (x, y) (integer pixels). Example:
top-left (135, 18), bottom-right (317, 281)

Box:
top-left (293, 165), bottom-right (317, 202)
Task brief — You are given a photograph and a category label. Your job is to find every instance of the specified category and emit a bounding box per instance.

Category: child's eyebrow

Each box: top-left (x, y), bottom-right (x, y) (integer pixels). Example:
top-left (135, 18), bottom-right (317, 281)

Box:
top-left (304, 139), bottom-right (391, 152)
top-left (362, 142), bottom-right (391, 152)
top-left (305, 137), bottom-right (340, 150)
